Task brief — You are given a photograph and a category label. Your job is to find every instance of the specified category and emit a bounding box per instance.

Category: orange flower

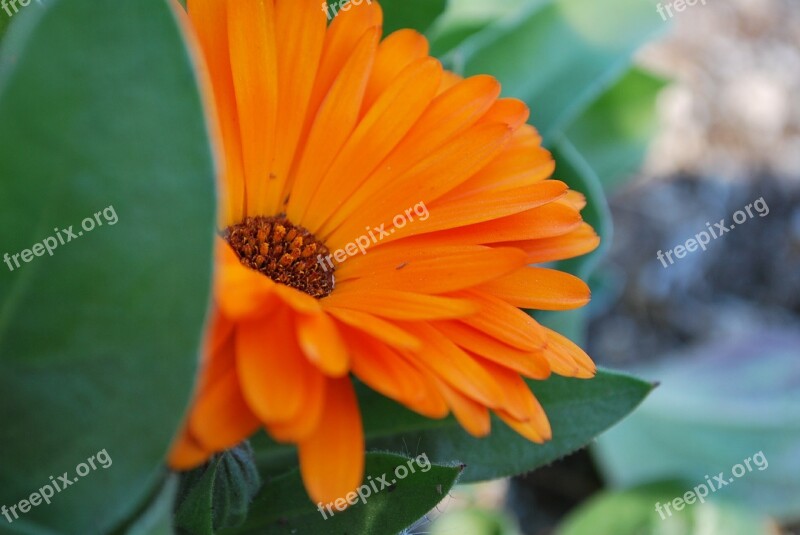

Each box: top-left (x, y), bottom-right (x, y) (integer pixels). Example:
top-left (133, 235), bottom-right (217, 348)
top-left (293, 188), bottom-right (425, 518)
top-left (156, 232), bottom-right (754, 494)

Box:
top-left (169, 0), bottom-right (600, 506)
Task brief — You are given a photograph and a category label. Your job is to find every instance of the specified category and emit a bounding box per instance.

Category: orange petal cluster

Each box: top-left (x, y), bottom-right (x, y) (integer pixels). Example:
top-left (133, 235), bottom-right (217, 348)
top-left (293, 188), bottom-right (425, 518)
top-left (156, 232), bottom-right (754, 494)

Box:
top-left (169, 0), bottom-right (600, 505)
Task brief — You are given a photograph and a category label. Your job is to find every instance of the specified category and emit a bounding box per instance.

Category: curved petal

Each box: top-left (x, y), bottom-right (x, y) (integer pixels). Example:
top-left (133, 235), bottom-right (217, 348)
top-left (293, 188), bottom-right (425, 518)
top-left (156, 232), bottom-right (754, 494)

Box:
top-left (298, 377), bottom-right (364, 505)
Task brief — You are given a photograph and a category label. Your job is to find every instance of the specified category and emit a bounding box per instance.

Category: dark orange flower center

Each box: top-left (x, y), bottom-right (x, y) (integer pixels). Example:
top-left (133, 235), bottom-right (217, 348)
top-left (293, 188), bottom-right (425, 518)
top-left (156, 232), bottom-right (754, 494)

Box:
top-left (224, 215), bottom-right (335, 298)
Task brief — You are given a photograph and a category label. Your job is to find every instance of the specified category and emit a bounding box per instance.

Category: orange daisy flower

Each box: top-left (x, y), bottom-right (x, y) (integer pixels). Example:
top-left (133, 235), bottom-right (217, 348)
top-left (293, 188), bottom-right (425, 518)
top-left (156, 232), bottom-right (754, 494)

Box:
top-left (169, 0), bottom-right (600, 506)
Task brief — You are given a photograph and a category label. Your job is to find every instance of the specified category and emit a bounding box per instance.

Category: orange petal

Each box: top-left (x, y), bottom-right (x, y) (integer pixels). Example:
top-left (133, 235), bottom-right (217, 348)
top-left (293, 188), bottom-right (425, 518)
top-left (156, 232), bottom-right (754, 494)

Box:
top-left (236, 310), bottom-right (309, 424)
top-left (273, 283), bottom-right (323, 314)
top-left (434, 321), bottom-right (551, 379)
top-left (215, 243), bottom-right (278, 320)
top-left (448, 145), bottom-right (555, 199)
top-left (347, 328), bottom-right (448, 419)
top-left (362, 29), bottom-right (429, 113)
top-left (476, 97), bottom-right (529, 130)
top-left (327, 123), bottom-right (513, 250)
top-left (496, 405), bottom-right (552, 443)
top-left (168, 427), bottom-right (212, 471)
top-left (298, 377), bottom-right (364, 505)
top-left (267, 366), bottom-right (327, 443)
top-left (323, 288), bottom-right (478, 320)
top-left (189, 364), bottom-right (261, 452)
top-left (336, 246), bottom-right (527, 294)
top-left (286, 27), bottom-right (380, 221)
top-left (407, 181), bottom-right (567, 235)
top-left (321, 75), bottom-right (501, 238)
top-left (187, 0), bottom-right (245, 226)
top-left (559, 190), bottom-right (587, 210)
top-left (476, 267), bottom-right (591, 311)
top-left (402, 323), bottom-right (505, 408)
top-left (309, 1), bottom-right (382, 116)
top-left (433, 377), bottom-right (491, 438)
top-left (204, 310), bottom-right (234, 361)
top-left (325, 307), bottom-right (421, 351)
top-left (504, 222), bottom-right (601, 264)
top-left (543, 327), bottom-right (597, 379)
top-left (265, 0), bottom-right (328, 213)
top-left (453, 290), bottom-right (547, 351)
top-left (227, 0), bottom-right (278, 216)
top-left (296, 311), bottom-right (350, 377)
top-left (478, 359), bottom-right (542, 422)
top-left (428, 202), bottom-right (583, 245)
top-left (305, 57), bottom-right (443, 232)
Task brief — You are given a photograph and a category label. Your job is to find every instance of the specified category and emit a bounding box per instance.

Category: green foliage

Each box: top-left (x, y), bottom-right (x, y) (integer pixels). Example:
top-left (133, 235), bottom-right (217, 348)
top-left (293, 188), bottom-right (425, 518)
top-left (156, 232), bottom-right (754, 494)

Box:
top-left (253, 370), bottom-right (654, 484)
top-left (565, 68), bottom-right (667, 192)
top-left (437, 0), bottom-right (666, 144)
top-left (175, 444), bottom-right (262, 534)
top-left (0, 0), bottom-right (215, 532)
top-left (378, 0), bottom-right (448, 36)
top-left (223, 452), bottom-right (462, 535)
top-left (121, 477), bottom-right (180, 535)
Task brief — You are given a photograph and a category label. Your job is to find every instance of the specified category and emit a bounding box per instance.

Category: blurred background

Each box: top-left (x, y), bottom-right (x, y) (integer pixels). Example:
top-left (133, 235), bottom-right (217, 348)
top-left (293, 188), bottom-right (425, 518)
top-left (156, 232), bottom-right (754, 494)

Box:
top-left (418, 0), bottom-right (800, 533)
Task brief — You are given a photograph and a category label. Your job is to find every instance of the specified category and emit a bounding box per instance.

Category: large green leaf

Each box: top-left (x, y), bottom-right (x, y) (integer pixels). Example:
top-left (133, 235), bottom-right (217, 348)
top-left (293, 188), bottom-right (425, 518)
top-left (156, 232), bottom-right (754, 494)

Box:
top-left (556, 482), bottom-right (778, 535)
top-left (378, 0), bottom-right (448, 36)
top-left (442, 0), bottom-right (666, 143)
top-left (0, 0), bottom-right (215, 532)
top-left (0, 11), bottom-right (9, 41)
top-left (224, 452), bottom-right (462, 535)
top-left (565, 68), bottom-right (666, 192)
top-left (254, 370), bottom-right (654, 484)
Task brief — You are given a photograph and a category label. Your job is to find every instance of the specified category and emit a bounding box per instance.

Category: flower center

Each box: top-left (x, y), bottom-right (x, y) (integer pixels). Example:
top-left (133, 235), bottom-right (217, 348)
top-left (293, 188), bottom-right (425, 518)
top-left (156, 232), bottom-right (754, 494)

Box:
top-left (224, 215), bottom-right (334, 298)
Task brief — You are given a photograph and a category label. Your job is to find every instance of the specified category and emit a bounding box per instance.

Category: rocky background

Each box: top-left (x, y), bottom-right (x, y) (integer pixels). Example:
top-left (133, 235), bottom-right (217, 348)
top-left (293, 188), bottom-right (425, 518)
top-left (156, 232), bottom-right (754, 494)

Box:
top-left (508, 0), bottom-right (800, 533)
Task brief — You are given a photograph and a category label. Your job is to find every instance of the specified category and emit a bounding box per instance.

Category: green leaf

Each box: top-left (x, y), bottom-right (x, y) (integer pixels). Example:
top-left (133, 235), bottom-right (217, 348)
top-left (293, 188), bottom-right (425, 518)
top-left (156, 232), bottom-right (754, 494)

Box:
top-left (254, 370), bottom-right (654, 485)
top-left (175, 443), bottom-right (262, 534)
top-left (175, 466), bottom-right (215, 535)
top-left (593, 330), bottom-right (800, 520)
top-left (378, 0), bottom-right (448, 36)
top-left (0, 11), bottom-right (9, 41)
top-left (565, 68), bottom-right (666, 192)
top-left (0, 0), bottom-right (216, 532)
top-left (427, 0), bottom-right (533, 56)
top-left (224, 452), bottom-right (462, 535)
top-left (550, 139), bottom-right (612, 279)
top-left (121, 477), bottom-right (180, 535)
top-left (556, 482), bottom-right (777, 535)
top-left (0, 0), bottom-right (49, 43)
top-left (442, 0), bottom-right (667, 143)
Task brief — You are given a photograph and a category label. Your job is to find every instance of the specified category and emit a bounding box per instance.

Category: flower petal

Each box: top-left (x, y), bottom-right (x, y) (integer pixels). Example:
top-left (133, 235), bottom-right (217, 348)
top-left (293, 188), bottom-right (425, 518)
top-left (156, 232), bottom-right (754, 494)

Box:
top-left (296, 311), bottom-right (350, 377)
top-left (298, 377), bottom-right (364, 505)
top-left (476, 267), bottom-right (591, 311)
